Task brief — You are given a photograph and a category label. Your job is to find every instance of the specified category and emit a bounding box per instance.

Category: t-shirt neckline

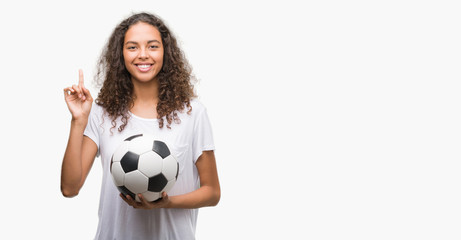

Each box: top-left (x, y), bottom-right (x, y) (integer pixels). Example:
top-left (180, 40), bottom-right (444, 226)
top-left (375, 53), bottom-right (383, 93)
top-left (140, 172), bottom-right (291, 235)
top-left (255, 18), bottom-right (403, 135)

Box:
top-left (129, 111), bottom-right (158, 122)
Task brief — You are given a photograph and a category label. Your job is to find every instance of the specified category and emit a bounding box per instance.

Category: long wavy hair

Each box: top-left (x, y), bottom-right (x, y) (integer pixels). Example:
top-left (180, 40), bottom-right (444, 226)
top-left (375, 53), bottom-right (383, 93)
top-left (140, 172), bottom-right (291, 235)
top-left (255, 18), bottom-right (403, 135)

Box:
top-left (95, 12), bottom-right (195, 131)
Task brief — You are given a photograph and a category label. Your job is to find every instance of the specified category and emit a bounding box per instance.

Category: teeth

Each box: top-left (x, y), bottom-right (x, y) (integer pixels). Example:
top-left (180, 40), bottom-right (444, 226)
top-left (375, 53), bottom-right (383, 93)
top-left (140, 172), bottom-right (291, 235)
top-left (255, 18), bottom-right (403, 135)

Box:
top-left (138, 65), bottom-right (151, 68)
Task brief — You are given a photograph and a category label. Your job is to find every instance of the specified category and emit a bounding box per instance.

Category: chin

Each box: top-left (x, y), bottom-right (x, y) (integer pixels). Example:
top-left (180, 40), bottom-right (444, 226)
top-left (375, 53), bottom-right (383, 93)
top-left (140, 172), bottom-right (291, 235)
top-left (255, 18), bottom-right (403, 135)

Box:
top-left (128, 70), bottom-right (153, 80)
top-left (133, 75), bottom-right (158, 83)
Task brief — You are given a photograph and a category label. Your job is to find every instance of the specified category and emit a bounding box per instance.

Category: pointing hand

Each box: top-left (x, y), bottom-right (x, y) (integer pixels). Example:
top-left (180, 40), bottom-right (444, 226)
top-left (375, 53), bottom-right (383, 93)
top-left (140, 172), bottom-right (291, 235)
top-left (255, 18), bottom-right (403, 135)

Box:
top-left (63, 69), bottom-right (93, 121)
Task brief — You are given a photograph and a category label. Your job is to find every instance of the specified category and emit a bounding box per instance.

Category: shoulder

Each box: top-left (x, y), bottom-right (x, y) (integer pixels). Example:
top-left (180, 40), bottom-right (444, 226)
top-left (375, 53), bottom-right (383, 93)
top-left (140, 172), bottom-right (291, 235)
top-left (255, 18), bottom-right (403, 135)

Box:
top-left (189, 98), bottom-right (207, 114)
top-left (88, 103), bottom-right (106, 122)
top-left (90, 103), bottom-right (104, 115)
top-left (92, 103), bottom-right (104, 112)
top-left (176, 99), bottom-right (208, 124)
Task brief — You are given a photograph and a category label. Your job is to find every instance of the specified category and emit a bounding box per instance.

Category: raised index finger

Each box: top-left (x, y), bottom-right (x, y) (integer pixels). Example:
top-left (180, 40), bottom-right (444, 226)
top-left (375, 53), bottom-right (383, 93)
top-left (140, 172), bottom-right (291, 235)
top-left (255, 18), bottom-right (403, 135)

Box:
top-left (78, 69), bottom-right (85, 87)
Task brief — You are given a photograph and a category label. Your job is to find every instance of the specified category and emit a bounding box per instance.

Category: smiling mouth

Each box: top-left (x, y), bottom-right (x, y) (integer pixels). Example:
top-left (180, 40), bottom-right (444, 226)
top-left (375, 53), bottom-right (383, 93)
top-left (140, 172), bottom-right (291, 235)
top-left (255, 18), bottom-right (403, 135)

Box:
top-left (135, 64), bottom-right (153, 72)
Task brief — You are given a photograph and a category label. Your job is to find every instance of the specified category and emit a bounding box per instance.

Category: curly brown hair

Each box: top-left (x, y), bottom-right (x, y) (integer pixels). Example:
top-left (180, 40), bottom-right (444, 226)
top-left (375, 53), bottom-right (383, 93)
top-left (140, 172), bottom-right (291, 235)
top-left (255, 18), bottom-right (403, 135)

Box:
top-left (95, 12), bottom-right (195, 131)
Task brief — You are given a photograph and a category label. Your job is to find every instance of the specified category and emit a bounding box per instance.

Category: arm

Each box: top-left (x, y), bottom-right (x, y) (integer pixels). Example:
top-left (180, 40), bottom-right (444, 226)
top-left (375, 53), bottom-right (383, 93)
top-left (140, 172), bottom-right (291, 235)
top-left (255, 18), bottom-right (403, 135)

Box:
top-left (61, 130), bottom-right (98, 197)
top-left (122, 150), bottom-right (221, 209)
top-left (60, 70), bottom-right (98, 197)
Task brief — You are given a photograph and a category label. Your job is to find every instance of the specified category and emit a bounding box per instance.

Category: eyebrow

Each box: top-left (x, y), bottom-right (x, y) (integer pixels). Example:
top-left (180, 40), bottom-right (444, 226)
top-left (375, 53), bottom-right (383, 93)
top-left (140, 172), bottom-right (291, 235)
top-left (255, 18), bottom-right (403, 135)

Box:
top-left (125, 40), bottom-right (161, 45)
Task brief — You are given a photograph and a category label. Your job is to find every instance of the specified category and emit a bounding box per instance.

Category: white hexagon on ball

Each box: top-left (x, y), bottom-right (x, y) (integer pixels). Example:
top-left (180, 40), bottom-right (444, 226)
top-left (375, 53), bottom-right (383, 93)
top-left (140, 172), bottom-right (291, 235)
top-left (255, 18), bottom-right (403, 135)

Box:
top-left (124, 170), bottom-right (148, 194)
top-left (162, 155), bottom-right (179, 181)
top-left (163, 179), bottom-right (176, 193)
top-left (111, 162), bottom-right (125, 186)
top-left (128, 135), bottom-right (154, 155)
top-left (137, 191), bottom-right (161, 202)
top-left (138, 151), bottom-right (163, 177)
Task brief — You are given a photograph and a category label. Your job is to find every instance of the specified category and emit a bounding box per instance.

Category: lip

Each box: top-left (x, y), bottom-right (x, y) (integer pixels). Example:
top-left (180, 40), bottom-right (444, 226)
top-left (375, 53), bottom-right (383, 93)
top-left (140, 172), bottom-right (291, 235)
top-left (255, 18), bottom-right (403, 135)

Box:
top-left (134, 63), bottom-right (153, 72)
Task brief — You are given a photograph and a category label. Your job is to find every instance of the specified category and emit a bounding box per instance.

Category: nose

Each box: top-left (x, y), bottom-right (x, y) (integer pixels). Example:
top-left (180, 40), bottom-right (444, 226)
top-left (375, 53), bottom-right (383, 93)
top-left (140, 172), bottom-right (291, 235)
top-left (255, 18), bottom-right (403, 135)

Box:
top-left (138, 47), bottom-right (148, 59)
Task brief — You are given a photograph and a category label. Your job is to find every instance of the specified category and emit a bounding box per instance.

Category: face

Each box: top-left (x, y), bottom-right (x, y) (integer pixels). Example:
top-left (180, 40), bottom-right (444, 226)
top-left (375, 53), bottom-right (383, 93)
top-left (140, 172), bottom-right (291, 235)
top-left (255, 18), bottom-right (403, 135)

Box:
top-left (123, 22), bottom-right (164, 83)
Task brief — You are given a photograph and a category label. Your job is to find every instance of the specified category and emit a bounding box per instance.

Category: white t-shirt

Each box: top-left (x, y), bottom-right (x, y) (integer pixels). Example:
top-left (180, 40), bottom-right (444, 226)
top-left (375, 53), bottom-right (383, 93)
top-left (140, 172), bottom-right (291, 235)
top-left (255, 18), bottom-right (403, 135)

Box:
top-left (84, 99), bottom-right (215, 240)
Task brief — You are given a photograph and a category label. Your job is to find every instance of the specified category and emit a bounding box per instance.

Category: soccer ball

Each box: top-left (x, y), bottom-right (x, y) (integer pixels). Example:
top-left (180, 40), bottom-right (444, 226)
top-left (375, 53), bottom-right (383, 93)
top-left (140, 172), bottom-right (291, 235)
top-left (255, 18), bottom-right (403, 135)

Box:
top-left (110, 134), bottom-right (179, 202)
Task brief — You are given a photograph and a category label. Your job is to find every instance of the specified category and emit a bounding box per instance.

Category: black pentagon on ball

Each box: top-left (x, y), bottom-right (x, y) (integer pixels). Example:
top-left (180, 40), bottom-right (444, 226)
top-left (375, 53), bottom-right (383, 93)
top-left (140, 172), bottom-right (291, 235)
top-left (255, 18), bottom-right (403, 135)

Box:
top-left (175, 162), bottom-right (179, 179)
top-left (148, 174), bottom-right (168, 192)
top-left (124, 134), bottom-right (143, 141)
top-left (110, 157), bottom-right (114, 173)
top-left (117, 185), bottom-right (136, 200)
top-left (152, 140), bottom-right (170, 159)
top-left (120, 151), bottom-right (139, 173)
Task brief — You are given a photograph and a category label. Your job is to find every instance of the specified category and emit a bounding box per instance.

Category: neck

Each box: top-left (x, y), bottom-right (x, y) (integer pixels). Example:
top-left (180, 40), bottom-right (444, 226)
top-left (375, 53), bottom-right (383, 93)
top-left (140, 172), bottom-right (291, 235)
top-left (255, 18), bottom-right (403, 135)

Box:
top-left (130, 78), bottom-right (160, 119)
top-left (132, 78), bottom-right (159, 106)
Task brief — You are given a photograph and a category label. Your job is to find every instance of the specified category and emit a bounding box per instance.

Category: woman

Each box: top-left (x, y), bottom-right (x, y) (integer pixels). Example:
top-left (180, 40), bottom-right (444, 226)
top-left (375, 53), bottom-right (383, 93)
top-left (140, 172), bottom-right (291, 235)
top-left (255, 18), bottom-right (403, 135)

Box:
top-left (61, 12), bottom-right (220, 239)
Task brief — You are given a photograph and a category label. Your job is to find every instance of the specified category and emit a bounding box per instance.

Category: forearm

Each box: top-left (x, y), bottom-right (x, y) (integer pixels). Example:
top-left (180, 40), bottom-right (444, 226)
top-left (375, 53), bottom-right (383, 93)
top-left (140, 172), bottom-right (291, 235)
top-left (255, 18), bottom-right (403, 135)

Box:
top-left (166, 185), bottom-right (220, 209)
top-left (61, 119), bottom-right (87, 197)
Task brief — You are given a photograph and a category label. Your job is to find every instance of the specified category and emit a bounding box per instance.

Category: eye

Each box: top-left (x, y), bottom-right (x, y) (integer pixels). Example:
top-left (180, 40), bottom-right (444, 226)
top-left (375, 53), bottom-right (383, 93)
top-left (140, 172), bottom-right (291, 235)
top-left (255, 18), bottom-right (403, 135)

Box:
top-left (149, 45), bottom-right (159, 49)
top-left (126, 46), bottom-right (137, 50)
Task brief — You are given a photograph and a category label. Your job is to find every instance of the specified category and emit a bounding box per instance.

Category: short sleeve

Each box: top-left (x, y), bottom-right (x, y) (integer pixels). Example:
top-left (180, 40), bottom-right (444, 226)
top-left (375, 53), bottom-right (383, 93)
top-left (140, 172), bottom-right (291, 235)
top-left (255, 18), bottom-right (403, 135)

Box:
top-left (192, 105), bottom-right (215, 163)
top-left (84, 104), bottom-right (101, 156)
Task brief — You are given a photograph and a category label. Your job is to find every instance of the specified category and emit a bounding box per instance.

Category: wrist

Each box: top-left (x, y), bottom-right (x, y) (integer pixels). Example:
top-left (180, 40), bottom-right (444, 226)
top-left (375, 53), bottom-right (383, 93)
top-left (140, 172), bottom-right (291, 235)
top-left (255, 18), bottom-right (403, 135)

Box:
top-left (164, 195), bottom-right (177, 209)
top-left (70, 117), bottom-right (88, 129)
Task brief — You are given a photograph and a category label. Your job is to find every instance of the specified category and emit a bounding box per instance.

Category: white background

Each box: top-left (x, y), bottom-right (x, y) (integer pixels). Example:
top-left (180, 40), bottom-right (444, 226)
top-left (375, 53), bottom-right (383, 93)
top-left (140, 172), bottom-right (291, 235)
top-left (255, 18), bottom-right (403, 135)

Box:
top-left (0, 0), bottom-right (460, 239)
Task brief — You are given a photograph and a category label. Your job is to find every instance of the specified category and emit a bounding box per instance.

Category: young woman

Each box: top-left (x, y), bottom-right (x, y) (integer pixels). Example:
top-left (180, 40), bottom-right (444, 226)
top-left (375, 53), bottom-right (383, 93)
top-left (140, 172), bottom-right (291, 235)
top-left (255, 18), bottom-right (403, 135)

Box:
top-left (61, 12), bottom-right (220, 239)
